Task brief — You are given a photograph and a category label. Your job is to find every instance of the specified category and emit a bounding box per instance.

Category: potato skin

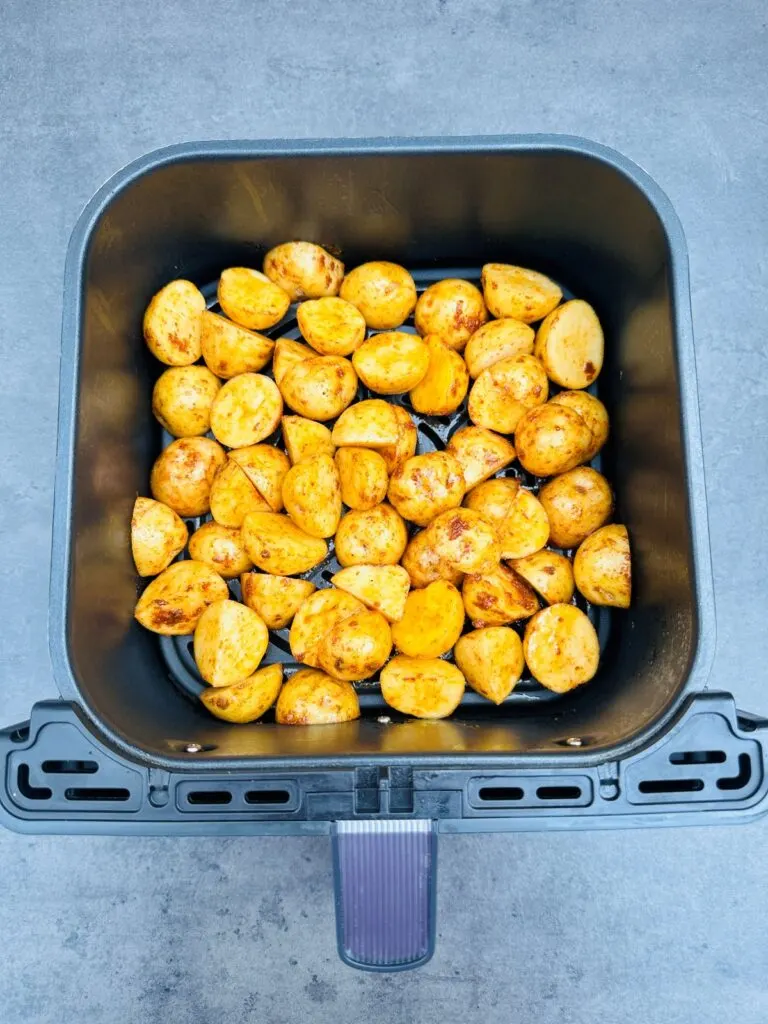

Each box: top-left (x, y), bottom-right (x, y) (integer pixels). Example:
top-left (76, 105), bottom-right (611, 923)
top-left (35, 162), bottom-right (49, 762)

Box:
top-left (387, 451), bottom-right (465, 526)
top-left (514, 404), bottom-right (593, 477)
top-left (150, 437), bottom-right (226, 517)
top-left (352, 332), bottom-right (429, 394)
top-left (400, 529), bottom-right (464, 589)
top-left (331, 399), bottom-right (401, 448)
top-left (143, 279), bottom-right (205, 366)
top-left (193, 599), bottom-right (269, 688)
top-left (318, 608), bottom-right (393, 680)
top-left (538, 467), bottom-right (613, 549)
top-left (466, 479), bottom-right (549, 560)
top-left (446, 426), bottom-right (516, 489)
top-left (480, 264), bottom-right (562, 323)
top-left (391, 580), bottom-right (464, 658)
top-left (523, 604), bottom-right (600, 692)
top-left (464, 318), bottom-right (535, 377)
top-left (188, 521), bottom-right (253, 578)
top-left (454, 626), bottom-right (525, 703)
top-left (282, 453), bottom-right (342, 538)
top-left (376, 405), bottom-right (418, 473)
top-left (289, 588), bottom-right (365, 667)
top-left (279, 356), bottom-right (358, 421)
top-left (534, 299), bottom-right (604, 389)
top-left (209, 459), bottom-right (271, 528)
top-left (273, 337), bottom-right (315, 385)
top-left (297, 296), bottom-right (366, 356)
top-left (573, 524), bottom-right (631, 608)
top-left (468, 354), bottom-right (548, 434)
top-left (200, 663), bottom-right (283, 723)
top-left (131, 497), bottom-right (188, 577)
top-left (330, 564), bottom-right (410, 623)
top-left (134, 560), bottom-right (229, 635)
top-left (241, 512), bottom-right (328, 576)
top-left (462, 563), bottom-right (539, 627)
top-left (409, 336), bottom-right (469, 415)
top-left (241, 573), bottom-right (316, 630)
top-left (380, 657), bottom-right (466, 719)
top-left (263, 241), bottom-right (344, 302)
top-left (282, 416), bottom-right (336, 465)
top-left (334, 503), bottom-right (408, 567)
top-left (510, 549), bottom-right (575, 605)
top-left (414, 278), bottom-right (488, 351)
top-left (229, 444), bottom-right (290, 512)
top-left (340, 261), bottom-right (417, 329)
top-left (464, 476), bottom-right (520, 522)
top-left (335, 447), bottom-right (389, 510)
top-left (276, 669), bottom-right (360, 725)
top-left (152, 365), bottom-right (221, 438)
top-left (200, 310), bottom-right (274, 378)
top-left (218, 267), bottom-right (290, 330)
top-left (209, 373), bottom-right (283, 448)
top-left (550, 390), bottom-right (609, 461)
top-left (422, 508), bottom-right (500, 574)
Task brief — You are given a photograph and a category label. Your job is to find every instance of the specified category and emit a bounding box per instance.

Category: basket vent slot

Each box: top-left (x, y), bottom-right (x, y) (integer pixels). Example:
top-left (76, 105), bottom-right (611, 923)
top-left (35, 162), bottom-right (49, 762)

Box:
top-left (245, 789), bottom-right (291, 805)
top-left (187, 790), bottom-right (233, 805)
top-left (16, 764), bottom-right (52, 800)
top-left (717, 753), bottom-right (752, 791)
top-left (638, 778), bottom-right (704, 794)
top-left (536, 785), bottom-right (582, 801)
top-left (669, 750), bottom-right (725, 765)
top-left (42, 759), bottom-right (98, 774)
top-left (64, 787), bottom-right (130, 802)
top-left (477, 786), bottom-right (524, 802)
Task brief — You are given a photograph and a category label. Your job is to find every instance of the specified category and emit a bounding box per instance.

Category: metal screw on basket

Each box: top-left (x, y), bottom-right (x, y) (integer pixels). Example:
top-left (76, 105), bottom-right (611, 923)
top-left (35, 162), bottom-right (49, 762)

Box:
top-left (184, 742), bottom-right (203, 754)
top-left (565, 737), bottom-right (583, 747)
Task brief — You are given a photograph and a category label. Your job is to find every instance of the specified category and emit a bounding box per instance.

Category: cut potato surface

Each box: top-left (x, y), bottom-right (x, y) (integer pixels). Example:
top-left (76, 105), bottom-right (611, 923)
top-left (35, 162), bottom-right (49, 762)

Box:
top-left (241, 512), bottom-right (328, 576)
top-left (187, 521), bottom-right (253, 578)
top-left (538, 467), bottom-right (613, 549)
top-left (414, 278), bottom-right (488, 351)
top-left (131, 497), bottom-right (188, 577)
top-left (378, 404), bottom-right (418, 473)
top-left (200, 663), bottom-right (283, 723)
top-left (462, 563), bottom-right (539, 627)
top-left (279, 356), bottom-right (357, 422)
top-left (334, 503), bottom-right (408, 567)
top-left (210, 373), bottom-right (282, 448)
top-left (209, 458), bottom-right (271, 528)
top-left (481, 264), bottom-right (562, 323)
top-left (276, 669), bottom-right (360, 725)
top-left (289, 588), bottom-right (365, 667)
top-left (194, 599), bottom-right (269, 688)
top-left (218, 267), bottom-right (290, 330)
top-left (468, 354), bottom-right (548, 434)
top-left (331, 399), bottom-right (401, 448)
top-left (282, 416), bottom-right (335, 465)
top-left (400, 529), bottom-right (465, 589)
top-left (573, 524), bottom-right (631, 608)
top-left (510, 549), bottom-right (575, 605)
top-left (454, 627), bottom-right (525, 704)
top-left (241, 573), bottom-right (316, 630)
top-left (143, 279), bottom-right (205, 366)
top-left (534, 299), bottom-right (604, 389)
top-left (380, 657), bottom-right (466, 719)
top-left (409, 336), bottom-right (469, 415)
top-left (335, 447), bottom-right (389, 510)
top-left (150, 437), bottom-right (226, 518)
top-left (466, 479), bottom-right (548, 560)
top-left (340, 261), bottom-right (417, 329)
top-left (330, 564), bottom-right (411, 622)
top-left (229, 444), bottom-right (290, 512)
top-left (446, 425), bottom-right (516, 489)
top-left (273, 337), bottom-right (315, 385)
top-left (391, 580), bottom-right (464, 658)
top-left (297, 296), bottom-right (366, 356)
top-left (423, 508), bottom-right (500, 574)
top-left (353, 331), bottom-right (429, 393)
top-left (523, 604), bottom-right (600, 692)
top-left (282, 453), bottom-right (342, 538)
top-left (134, 560), bottom-right (229, 635)
top-left (387, 451), bottom-right (465, 526)
top-left (264, 241), bottom-right (344, 302)
top-left (464, 318), bottom-right (536, 377)
top-left (200, 310), bottom-right (274, 378)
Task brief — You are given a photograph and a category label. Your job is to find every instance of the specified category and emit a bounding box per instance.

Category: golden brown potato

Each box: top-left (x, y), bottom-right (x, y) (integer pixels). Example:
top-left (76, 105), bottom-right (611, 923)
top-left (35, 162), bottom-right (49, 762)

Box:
top-left (462, 563), bottom-right (539, 627)
top-left (534, 299), bottom-right (604, 389)
top-left (340, 261), bottom-right (417, 329)
top-left (468, 355), bottom-right (548, 434)
top-left (200, 310), bottom-right (274, 378)
top-left (391, 580), bottom-right (464, 657)
top-left (218, 267), bottom-right (290, 330)
top-left (330, 564), bottom-right (411, 622)
top-left (241, 512), bottom-right (328, 575)
top-left (209, 458), bottom-right (271, 528)
top-left (335, 447), bottom-right (389, 510)
top-left (454, 627), bottom-right (525, 703)
top-left (514, 404), bottom-right (593, 477)
top-left (131, 497), bottom-right (188, 577)
top-left (446, 425), bottom-right (516, 489)
top-left (352, 332), bottom-right (429, 394)
top-left (378, 404), bottom-right (418, 473)
top-left (263, 241), bottom-right (344, 302)
top-left (296, 296), bottom-right (366, 356)
top-left (464, 318), bottom-right (536, 377)
top-left (134, 560), bottom-right (229, 635)
top-left (334, 503), bottom-right (408, 567)
top-left (289, 588), bottom-right (365, 667)
top-left (276, 669), bottom-right (360, 725)
top-left (331, 399), bottom-right (400, 448)
top-left (209, 373), bottom-right (283, 448)
top-left (510, 549), bottom-right (575, 605)
top-left (152, 365), bottom-right (221, 438)
top-left (400, 529), bottom-right (464, 589)
top-left (380, 657), bottom-right (466, 719)
top-left (229, 444), bottom-right (290, 512)
top-left (422, 508), bottom-right (500, 574)
top-left (282, 453), bottom-right (342, 538)
top-left (188, 521), bottom-right (253, 578)
top-left (279, 356), bottom-right (358, 421)
top-left (539, 467), bottom-right (613, 549)
top-left (414, 279), bottom-right (488, 351)
top-left (150, 437), bottom-right (226, 517)
top-left (318, 608), bottom-right (392, 680)
top-left (464, 476), bottom-right (520, 520)
top-left (200, 663), bottom-right (283, 723)
top-left (480, 264), bottom-right (562, 323)
top-left (523, 604), bottom-right (600, 692)
top-left (550, 390), bottom-right (609, 461)
top-left (273, 337), bottom-right (315, 385)
top-left (240, 573), bottom-right (316, 630)
top-left (465, 479), bottom-right (549, 560)
top-left (387, 451), bottom-right (465, 526)
top-left (409, 336), bottom-right (469, 415)
top-left (143, 279), bottom-right (205, 366)
top-left (282, 416), bottom-right (336, 465)
top-left (194, 599), bottom-right (269, 688)
top-left (573, 524), bottom-right (631, 608)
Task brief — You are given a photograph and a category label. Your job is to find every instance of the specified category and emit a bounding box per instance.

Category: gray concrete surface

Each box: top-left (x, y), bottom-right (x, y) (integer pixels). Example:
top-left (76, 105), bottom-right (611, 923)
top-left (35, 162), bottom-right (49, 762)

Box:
top-left (1, 1), bottom-right (767, 1021)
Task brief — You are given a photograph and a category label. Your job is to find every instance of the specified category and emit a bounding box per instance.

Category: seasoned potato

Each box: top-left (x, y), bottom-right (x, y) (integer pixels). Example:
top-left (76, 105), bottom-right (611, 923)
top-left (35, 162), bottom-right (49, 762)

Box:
top-left (210, 373), bottom-right (283, 448)
top-left (391, 580), bottom-right (464, 658)
top-left (331, 399), bottom-right (400, 448)
top-left (550, 390), bottom-right (609, 461)
top-left (454, 627), bottom-right (525, 703)
top-left (387, 451), bottom-right (465, 526)
top-left (289, 588), bottom-right (365, 667)
top-left (150, 437), bottom-right (226, 517)
top-left (330, 564), bottom-right (410, 622)
top-left (462, 563), bottom-right (539, 627)
top-left (318, 608), bottom-right (392, 680)
top-left (241, 573), bottom-right (316, 630)
top-left (334, 503), bottom-right (408, 567)
top-left (134, 560), bottom-right (229, 635)
top-left (539, 467), bottom-right (613, 549)
top-left (464, 476), bottom-right (520, 521)
top-left (465, 479), bottom-right (549, 560)
top-left (218, 267), bottom-right (290, 330)
top-left (400, 529), bottom-right (464, 589)
top-left (200, 310), bottom-right (274, 378)
top-left (510, 549), bottom-right (575, 605)
top-left (194, 599), bottom-right (269, 688)
top-left (414, 278), bottom-right (488, 351)
top-left (229, 444), bottom-right (290, 512)
top-left (200, 663), bottom-right (283, 723)
top-left (276, 669), bottom-right (360, 725)
top-left (376, 404), bottom-right (418, 473)
top-left (188, 521), bottom-right (253, 578)
top-left (573, 524), bottom-right (631, 608)
top-left (152, 365), bottom-right (221, 438)
top-left (131, 497), bottom-right (188, 577)
top-left (143, 279), bottom-right (205, 366)
top-left (282, 416), bottom-right (336, 465)
top-left (409, 336), bottom-right (469, 415)
top-left (297, 296), bottom-right (366, 356)
top-left (241, 512), bottom-right (328, 575)
top-left (523, 604), bottom-right (600, 692)
top-left (446, 425), bottom-right (516, 489)
top-left (380, 657), bottom-right (465, 719)
top-left (340, 261), bottom-right (417, 329)
top-left (468, 354), bottom-right (548, 434)
top-left (535, 299), bottom-right (604, 389)
top-left (282, 453), bottom-right (342, 538)
top-left (464, 318), bottom-right (535, 377)
top-left (263, 241), bottom-right (344, 302)
top-left (422, 508), bottom-right (500, 574)
top-left (352, 332), bottom-right (429, 394)
top-left (335, 447), bottom-right (389, 510)
top-left (514, 404), bottom-right (593, 477)
top-left (480, 264), bottom-right (562, 323)
top-left (279, 356), bottom-right (358, 421)
top-left (209, 458), bottom-right (270, 527)
top-left (273, 337), bottom-right (315, 385)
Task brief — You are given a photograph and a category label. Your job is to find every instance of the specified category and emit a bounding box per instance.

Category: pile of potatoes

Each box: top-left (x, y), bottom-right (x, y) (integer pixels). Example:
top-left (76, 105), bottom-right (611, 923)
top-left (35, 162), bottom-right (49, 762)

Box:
top-left (133, 242), bottom-right (631, 726)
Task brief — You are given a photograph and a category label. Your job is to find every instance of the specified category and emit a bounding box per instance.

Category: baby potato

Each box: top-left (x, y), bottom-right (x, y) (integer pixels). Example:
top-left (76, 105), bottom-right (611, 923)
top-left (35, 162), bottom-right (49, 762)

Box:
top-left (468, 354), bottom-right (548, 434)
top-left (263, 241), bottom-right (344, 302)
top-left (209, 459), bottom-right (270, 528)
top-left (282, 416), bottom-right (336, 465)
top-left (279, 356), bottom-right (358, 421)
top-left (289, 588), bottom-right (365, 667)
top-left (330, 564), bottom-right (411, 622)
top-left (352, 331), bottom-right (429, 394)
top-left (550, 391), bottom-right (609, 461)
top-left (414, 279), bottom-right (488, 351)
top-left (150, 437), bottom-right (226, 517)
top-left (131, 497), bottom-right (188, 577)
top-left (380, 657), bottom-right (466, 719)
top-left (387, 451), bottom-right (465, 526)
top-left (143, 279), bottom-right (205, 366)
top-left (276, 669), bottom-right (360, 725)
top-left (539, 467), bottom-right (613, 549)
top-left (523, 604), bottom-right (600, 692)
top-left (334, 503), bottom-right (408, 567)
top-left (377, 405), bottom-right (418, 473)
top-left (464, 476), bottom-right (520, 520)
top-left (462, 563), bottom-right (539, 627)
top-left (218, 267), bottom-right (290, 330)
top-left (297, 296), bottom-right (366, 356)
top-left (152, 365), bottom-right (221, 438)
top-left (409, 336), bottom-right (469, 415)
top-left (273, 337), bottom-right (315, 385)
top-left (423, 508), bottom-right (500, 574)
top-left (464, 318), bottom-right (535, 377)
top-left (454, 627), bottom-right (525, 704)
top-left (229, 444), bottom-right (290, 512)
top-left (282, 453), bottom-right (342, 538)
top-left (340, 261), bottom-right (417, 329)
top-left (241, 511), bottom-right (328, 575)
top-left (510, 549), bottom-right (575, 605)
top-left (391, 580), bottom-right (464, 658)
top-left (466, 479), bottom-right (549, 560)
top-left (331, 399), bottom-right (401, 448)
top-left (480, 264), bottom-right (562, 323)
top-left (200, 310), bottom-right (274, 378)
top-left (188, 521), bottom-right (253, 578)
top-left (534, 299), bottom-right (604, 389)
top-left (200, 663), bottom-right (283, 724)
top-left (241, 573), bottom-right (316, 630)
top-left (400, 529), bottom-right (464, 589)
top-left (134, 559), bottom-right (229, 635)
top-left (318, 608), bottom-right (392, 681)
top-left (446, 425), bottom-right (516, 489)
top-left (193, 599), bottom-right (269, 688)
top-left (335, 447), bottom-right (389, 510)
top-left (514, 404), bottom-right (593, 477)
top-left (210, 373), bottom-right (283, 448)
top-left (573, 523), bottom-right (631, 608)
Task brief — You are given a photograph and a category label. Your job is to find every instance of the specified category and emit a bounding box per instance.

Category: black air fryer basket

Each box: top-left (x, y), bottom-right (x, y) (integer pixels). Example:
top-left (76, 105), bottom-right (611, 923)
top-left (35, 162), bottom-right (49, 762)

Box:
top-left (3, 136), bottom-right (767, 971)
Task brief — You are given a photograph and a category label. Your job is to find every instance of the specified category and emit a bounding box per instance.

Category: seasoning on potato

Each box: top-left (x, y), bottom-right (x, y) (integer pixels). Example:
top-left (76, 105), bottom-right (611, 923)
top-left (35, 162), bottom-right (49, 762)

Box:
top-left (573, 524), bottom-right (631, 608)
top-left (550, 390), bottom-right (609, 461)
top-left (335, 447), bottom-right (389, 510)
top-left (263, 241), bottom-right (344, 302)
top-left (218, 267), bottom-right (291, 330)
top-left (414, 278), bottom-right (488, 351)
top-left (462, 563), bottom-right (539, 627)
top-left (388, 451), bottom-right (466, 526)
top-left (331, 399), bottom-right (401, 448)
top-left (380, 657), bottom-right (466, 719)
top-left (150, 437), bottom-right (226, 517)
top-left (241, 511), bottom-right (328, 576)
top-left (378, 404), bottom-right (418, 473)
top-left (446, 425), bottom-right (516, 489)
top-left (400, 529), bottom-right (464, 589)
top-left (200, 663), bottom-right (283, 723)
top-left (194, 599), bottom-right (269, 688)
top-left (318, 608), bottom-right (393, 680)
top-left (200, 310), bottom-right (274, 378)
top-left (514, 403), bottom-right (593, 477)
top-left (330, 564), bottom-right (410, 622)
top-left (282, 453), bottom-right (342, 538)
top-left (209, 458), bottom-right (271, 527)
top-left (152, 365), bottom-right (221, 438)
top-left (334, 503), bottom-right (408, 567)
top-left (422, 508), bottom-right (500, 574)
top-left (143, 279), bottom-right (206, 366)
top-left (523, 604), bottom-right (600, 692)
top-left (534, 298), bottom-right (604, 389)
top-left (510, 549), bottom-right (575, 605)
top-left (538, 467), bottom-right (613, 549)
top-left (296, 296), bottom-right (366, 356)
top-left (282, 415), bottom-right (336, 466)
top-left (409, 336), bottom-right (469, 415)
top-left (229, 444), bottom-right (290, 512)
top-left (240, 573), bottom-right (316, 630)
top-left (352, 331), bottom-right (430, 393)
top-left (273, 337), bottom-right (315, 385)
top-left (464, 318), bottom-right (536, 377)
top-left (131, 497), bottom-right (188, 577)
top-left (210, 373), bottom-right (283, 448)
top-left (480, 264), bottom-right (562, 323)
top-left (289, 588), bottom-right (365, 667)
top-left (454, 626), bottom-right (525, 703)
top-left (188, 521), bottom-right (253, 578)
top-left (391, 580), bottom-right (464, 658)
top-left (279, 355), bottom-right (358, 421)
top-left (340, 261), bottom-right (417, 329)
top-left (276, 669), bottom-right (360, 725)
top-left (468, 354), bottom-right (548, 434)
top-left (465, 478), bottom-right (550, 560)
top-left (134, 560), bottom-right (229, 635)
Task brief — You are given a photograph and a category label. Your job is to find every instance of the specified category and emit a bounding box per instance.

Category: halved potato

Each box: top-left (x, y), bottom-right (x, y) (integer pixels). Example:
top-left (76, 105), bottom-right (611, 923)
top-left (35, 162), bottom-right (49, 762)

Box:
top-left (464, 476), bottom-right (520, 521)
top-left (150, 437), bottom-right (226, 517)
top-left (514, 404), bottom-right (593, 477)
top-left (523, 604), bottom-right (600, 692)
top-left (331, 399), bottom-right (400, 448)
top-left (194, 599), bottom-right (269, 688)
top-left (188, 521), bottom-right (253, 578)
top-left (335, 447), bottom-right (389, 510)
top-left (480, 264), bottom-right (562, 323)
top-left (409, 336), bottom-right (469, 415)
top-left (330, 564), bottom-right (411, 622)
top-left (209, 458), bottom-right (270, 528)
top-left (446, 425), bottom-right (516, 489)
top-left (296, 296), bottom-right (366, 356)
top-left (573, 524), bottom-right (631, 608)
top-left (550, 390), bottom-right (609, 461)
top-left (282, 453), bottom-right (341, 538)
top-left (200, 310), bottom-right (274, 378)
top-left (241, 512), bottom-right (328, 575)
top-left (152, 365), bottom-right (221, 438)
top-left (454, 626), bottom-right (525, 703)
top-left (468, 354), bottom-right (548, 434)
top-left (318, 608), bottom-right (392, 680)
top-left (380, 657), bottom-right (466, 719)
top-left (462, 563), bottom-right (539, 627)
top-left (282, 416), bottom-right (336, 465)
top-left (466, 480), bottom-right (548, 560)
top-left (334, 503), bottom-right (408, 567)
top-left (131, 497), bottom-right (188, 577)
top-left (279, 356), bottom-right (358, 421)
top-left (414, 279), bottom-right (488, 351)
top-left (422, 508), bottom-right (500, 574)
top-left (210, 373), bottom-right (283, 448)
top-left (240, 573), bottom-right (316, 630)
top-left (534, 299), bottom-right (604, 389)
top-left (377, 404), bottom-right (418, 473)
top-left (387, 451), bottom-right (465, 526)
top-left (218, 267), bottom-right (290, 330)
top-left (352, 331), bottom-right (429, 394)
top-left (289, 588), bottom-right (365, 667)
top-left (276, 669), bottom-right (360, 725)
top-left (510, 549), bottom-right (575, 605)
top-left (263, 241), bottom-right (344, 302)
top-left (400, 529), bottom-right (464, 589)
top-left (538, 467), bottom-right (613, 549)
top-left (200, 663), bottom-right (283, 723)
top-left (134, 560), bottom-right (229, 635)
top-left (340, 261), bottom-right (417, 329)
top-left (229, 444), bottom-right (290, 512)
top-left (391, 580), bottom-right (464, 658)
top-left (273, 337), bottom-right (315, 385)
top-left (464, 318), bottom-right (536, 377)
top-left (143, 279), bottom-right (205, 365)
